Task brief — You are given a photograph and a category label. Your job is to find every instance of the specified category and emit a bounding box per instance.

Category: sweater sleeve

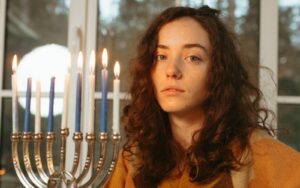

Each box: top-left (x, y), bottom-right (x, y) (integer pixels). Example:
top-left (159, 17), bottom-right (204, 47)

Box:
top-left (249, 138), bottom-right (300, 188)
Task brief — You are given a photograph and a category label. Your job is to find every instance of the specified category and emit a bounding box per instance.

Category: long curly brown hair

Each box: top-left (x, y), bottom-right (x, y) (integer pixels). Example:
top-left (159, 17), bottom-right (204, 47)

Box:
top-left (122, 6), bottom-right (273, 187)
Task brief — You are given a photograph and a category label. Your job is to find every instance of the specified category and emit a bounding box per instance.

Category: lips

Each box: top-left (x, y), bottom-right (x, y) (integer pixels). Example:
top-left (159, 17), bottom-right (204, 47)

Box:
top-left (161, 86), bottom-right (184, 94)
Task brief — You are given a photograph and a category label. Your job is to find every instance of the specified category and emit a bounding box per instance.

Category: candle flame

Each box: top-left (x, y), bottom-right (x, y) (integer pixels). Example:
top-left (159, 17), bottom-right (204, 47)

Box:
top-left (78, 51), bottom-right (83, 71)
top-left (89, 50), bottom-right (95, 74)
top-left (114, 61), bottom-right (120, 78)
top-left (12, 54), bottom-right (18, 73)
top-left (102, 48), bottom-right (108, 68)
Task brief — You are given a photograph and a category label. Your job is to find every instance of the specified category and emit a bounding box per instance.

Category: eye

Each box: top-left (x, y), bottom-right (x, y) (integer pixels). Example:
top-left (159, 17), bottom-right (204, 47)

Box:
top-left (184, 55), bottom-right (202, 64)
top-left (155, 54), bottom-right (167, 62)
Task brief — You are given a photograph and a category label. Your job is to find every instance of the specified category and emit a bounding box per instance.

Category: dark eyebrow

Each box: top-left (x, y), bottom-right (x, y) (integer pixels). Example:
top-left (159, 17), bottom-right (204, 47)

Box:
top-left (183, 43), bottom-right (208, 54)
top-left (157, 43), bottom-right (208, 54)
top-left (157, 44), bottom-right (169, 49)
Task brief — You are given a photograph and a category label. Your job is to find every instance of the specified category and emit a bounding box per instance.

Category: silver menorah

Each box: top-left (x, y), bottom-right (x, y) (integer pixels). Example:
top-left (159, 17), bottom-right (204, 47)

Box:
top-left (11, 129), bottom-right (121, 187)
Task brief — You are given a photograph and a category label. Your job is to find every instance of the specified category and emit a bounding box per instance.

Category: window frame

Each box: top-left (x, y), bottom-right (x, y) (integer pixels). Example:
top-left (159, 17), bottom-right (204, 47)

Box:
top-left (0, 0), bottom-right (7, 156)
top-left (259, 0), bottom-right (300, 132)
top-left (259, 0), bottom-right (278, 129)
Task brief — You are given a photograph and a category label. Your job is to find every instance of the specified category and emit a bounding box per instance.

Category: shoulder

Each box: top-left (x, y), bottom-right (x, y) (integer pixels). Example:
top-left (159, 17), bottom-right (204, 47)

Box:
top-left (250, 129), bottom-right (300, 161)
top-left (104, 150), bottom-right (137, 188)
top-left (248, 129), bottom-right (300, 187)
top-left (231, 129), bottom-right (300, 188)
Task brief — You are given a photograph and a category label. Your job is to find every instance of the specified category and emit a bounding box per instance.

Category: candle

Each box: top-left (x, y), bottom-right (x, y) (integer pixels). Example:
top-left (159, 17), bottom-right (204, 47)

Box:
top-left (35, 80), bottom-right (41, 133)
top-left (75, 52), bottom-right (83, 132)
top-left (113, 61), bottom-right (120, 134)
top-left (61, 55), bottom-right (70, 129)
top-left (24, 77), bottom-right (32, 132)
top-left (47, 77), bottom-right (55, 132)
top-left (100, 48), bottom-right (108, 132)
top-left (11, 55), bottom-right (19, 133)
top-left (88, 51), bottom-right (95, 133)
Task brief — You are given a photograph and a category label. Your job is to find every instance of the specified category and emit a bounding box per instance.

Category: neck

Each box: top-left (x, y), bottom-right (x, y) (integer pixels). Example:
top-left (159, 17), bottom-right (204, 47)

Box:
top-left (168, 109), bottom-right (204, 149)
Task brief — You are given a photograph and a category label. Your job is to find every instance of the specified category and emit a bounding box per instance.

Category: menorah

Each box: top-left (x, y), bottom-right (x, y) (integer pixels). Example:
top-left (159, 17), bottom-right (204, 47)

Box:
top-left (11, 129), bottom-right (121, 187)
top-left (10, 49), bottom-right (122, 187)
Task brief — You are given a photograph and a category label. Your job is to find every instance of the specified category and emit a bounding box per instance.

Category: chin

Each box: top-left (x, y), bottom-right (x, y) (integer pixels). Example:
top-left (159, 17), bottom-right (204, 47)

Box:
top-left (158, 100), bottom-right (203, 115)
top-left (157, 97), bottom-right (194, 113)
top-left (160, 103), bottom-right (185, 113)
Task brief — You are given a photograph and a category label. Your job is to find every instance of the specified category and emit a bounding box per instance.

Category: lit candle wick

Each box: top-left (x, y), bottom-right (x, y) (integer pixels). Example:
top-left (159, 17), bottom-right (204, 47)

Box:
top-left (114, 61), bottom-right (120, 79)
top-left (102, 48), bottom-right (108, 69)
top-left (12, 55), bottom-right (18, 74)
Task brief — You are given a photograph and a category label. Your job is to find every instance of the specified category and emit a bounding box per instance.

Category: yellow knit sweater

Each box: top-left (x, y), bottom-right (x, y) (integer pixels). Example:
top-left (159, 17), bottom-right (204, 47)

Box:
top-left (105, 131), bottom-right (300, 188)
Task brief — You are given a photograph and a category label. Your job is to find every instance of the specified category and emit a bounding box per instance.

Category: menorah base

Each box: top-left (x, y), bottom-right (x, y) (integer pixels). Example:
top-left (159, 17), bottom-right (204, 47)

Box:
top-left (48, 170), bottom-right (77, 188)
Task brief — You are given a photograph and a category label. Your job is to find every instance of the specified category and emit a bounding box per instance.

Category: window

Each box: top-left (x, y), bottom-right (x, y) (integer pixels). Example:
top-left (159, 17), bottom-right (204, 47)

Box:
top-left (0, 0), bottom-right (69, 186)
top-left (277, 0), bottom-right (300, 151)
top-left (0, 0), bottom-right (298, 186)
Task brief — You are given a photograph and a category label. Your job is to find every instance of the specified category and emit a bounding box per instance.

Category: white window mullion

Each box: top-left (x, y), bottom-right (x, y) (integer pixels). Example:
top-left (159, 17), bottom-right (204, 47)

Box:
top-left (277, 96), bottom-right (300, 104)
top-left (0, 0), bottom-right (6, 88)
top-left (81, 0), bottom-right (98, 185)
top-left (0, 0), bottom-right (7, 140)
top-left (66, 0), bottom-right (88, 176)
top-left (259, 0), bottom-right (278, 129)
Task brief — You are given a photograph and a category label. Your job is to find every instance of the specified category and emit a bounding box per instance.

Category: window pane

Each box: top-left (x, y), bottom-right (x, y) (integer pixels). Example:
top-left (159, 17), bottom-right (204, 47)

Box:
top-left (95, 0), bottom-right (259, 92)
top-left (0, 98), bottom-right (22, 187)
top-left (3, 0), bottom-right (69, 90)
top-left (278, 104), bottom-right (300, 151)
top-left (1, 0), bottom-right (69, 186)
top-left (278, 1), bottom-right (300, 95)
top-left (0, 98), bottom-right (62, 186)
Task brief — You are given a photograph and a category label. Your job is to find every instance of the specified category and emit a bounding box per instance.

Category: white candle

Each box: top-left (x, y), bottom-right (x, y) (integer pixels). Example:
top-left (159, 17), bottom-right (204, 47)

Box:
top-left (11, 55), bottom-right (18, 133)
top-left (88, 51), bottom-right (95, 133)
top-left (35, 80), bottom-right (41, 133)
top-left (61, 55), bottom-right (70, 129)
top-left (113, 61), bottom-right (120, 134)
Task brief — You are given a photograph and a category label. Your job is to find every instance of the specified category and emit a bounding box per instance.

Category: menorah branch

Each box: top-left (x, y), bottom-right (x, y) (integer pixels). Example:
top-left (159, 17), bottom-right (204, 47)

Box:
top-left (71, 132), bottom-right (83, 176)
top-left (34, 133), bottom-right (49, 183)
top-left (75, 133), bottom-right (95, 184)
top-left (59, 128), bottom-right (69, 171)
top-left (78, 132), bottom-right (108, 188)
top-left (11, 133), bottom-right (34, 188)
top-left (23, 132), bottom-right (47, 188)
top-left (96, 133), bottom-right (121, 188)
top-left (46, 132), bottom-right (56, 175)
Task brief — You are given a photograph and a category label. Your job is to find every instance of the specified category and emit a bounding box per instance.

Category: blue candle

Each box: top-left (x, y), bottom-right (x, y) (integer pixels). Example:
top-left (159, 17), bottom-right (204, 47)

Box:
top-left (47, 77), bottom-right (55, 132)
top-left (23, 78), bottom-right (32, 132)
top-left (75, 73), bottom-right (82, 132)
top-left (101, 69), bottom-right (108, 132)
top-left (100, 49), bottom-right (108, 132)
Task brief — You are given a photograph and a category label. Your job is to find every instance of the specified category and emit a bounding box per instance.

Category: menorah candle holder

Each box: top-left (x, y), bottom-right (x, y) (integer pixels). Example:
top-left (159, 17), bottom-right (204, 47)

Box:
top-left (11, 129), bottom-right (121, 188)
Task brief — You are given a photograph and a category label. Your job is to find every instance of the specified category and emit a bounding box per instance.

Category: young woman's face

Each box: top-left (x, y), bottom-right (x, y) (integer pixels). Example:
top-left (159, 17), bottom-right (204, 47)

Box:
top-left (151, 17), bottom-right (211, 115)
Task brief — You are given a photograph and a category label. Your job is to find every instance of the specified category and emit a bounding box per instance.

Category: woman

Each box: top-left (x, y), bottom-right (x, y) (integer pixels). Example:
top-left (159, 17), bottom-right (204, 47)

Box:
top-left (106, 6), bottom-right (300, 188)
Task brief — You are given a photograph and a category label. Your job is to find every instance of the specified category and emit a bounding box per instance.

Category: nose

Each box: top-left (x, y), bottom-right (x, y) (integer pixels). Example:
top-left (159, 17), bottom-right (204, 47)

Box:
top-left (166, 58), bottom-right (182, 79)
